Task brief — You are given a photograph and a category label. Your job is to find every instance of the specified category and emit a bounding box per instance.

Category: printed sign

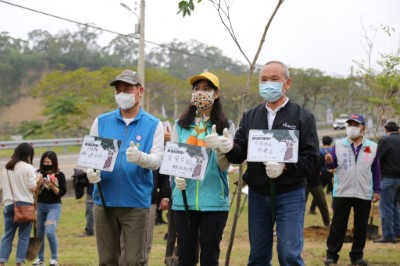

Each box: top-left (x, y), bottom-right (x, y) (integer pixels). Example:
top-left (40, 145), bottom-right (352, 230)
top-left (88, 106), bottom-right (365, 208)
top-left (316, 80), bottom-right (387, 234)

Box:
top-left (160, 141), bottom-right (211, 180)
top-left (77, 135), bottom-right (121, 172)
top-left (247, 129), bottom-right (299, 163)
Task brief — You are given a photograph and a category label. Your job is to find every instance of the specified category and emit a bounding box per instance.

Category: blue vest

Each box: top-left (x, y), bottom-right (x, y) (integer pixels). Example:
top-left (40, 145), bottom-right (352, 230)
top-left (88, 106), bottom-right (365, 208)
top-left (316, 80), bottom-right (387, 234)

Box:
top-left (93, 108), bottom-right (159, 208)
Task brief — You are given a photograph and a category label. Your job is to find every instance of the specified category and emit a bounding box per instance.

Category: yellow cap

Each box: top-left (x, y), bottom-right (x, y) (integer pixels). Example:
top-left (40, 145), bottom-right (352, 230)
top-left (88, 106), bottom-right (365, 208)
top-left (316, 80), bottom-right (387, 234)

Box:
top-left (189, 72), bottom-right (219, 90)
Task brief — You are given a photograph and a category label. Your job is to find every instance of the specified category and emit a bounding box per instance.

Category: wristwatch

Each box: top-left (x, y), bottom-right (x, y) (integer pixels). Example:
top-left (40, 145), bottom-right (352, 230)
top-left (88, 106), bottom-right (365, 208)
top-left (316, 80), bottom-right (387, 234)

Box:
top-left (162, 198), bottom-right (170, 202)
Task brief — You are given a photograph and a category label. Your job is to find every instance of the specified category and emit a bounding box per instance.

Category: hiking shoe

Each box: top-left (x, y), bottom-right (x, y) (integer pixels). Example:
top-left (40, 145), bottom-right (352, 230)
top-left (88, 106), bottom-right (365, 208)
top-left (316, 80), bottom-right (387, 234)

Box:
top-left (324, 258), bottom-right (337, 265)
top-left (351, 258), bottom-right (368, 266)
top-left (49, 259), bottom-right (58, 266)
top-left (32, 259), bottom-right (44, 266)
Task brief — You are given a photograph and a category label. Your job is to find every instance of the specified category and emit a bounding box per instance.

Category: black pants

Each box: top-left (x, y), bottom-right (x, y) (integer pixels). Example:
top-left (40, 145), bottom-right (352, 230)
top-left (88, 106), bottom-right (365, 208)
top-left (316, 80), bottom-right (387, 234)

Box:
top-left (174, 210), bottom-right (228, 266)
top-left (326, 197), bottom-right (371, 262)
top-left (305, 185), bottom-right (330, 226)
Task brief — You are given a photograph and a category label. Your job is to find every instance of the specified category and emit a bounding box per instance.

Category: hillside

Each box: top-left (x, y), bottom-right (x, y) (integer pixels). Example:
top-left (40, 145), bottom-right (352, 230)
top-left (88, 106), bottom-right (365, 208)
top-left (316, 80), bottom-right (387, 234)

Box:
top-left (0, 96), bottom-right (45, 128)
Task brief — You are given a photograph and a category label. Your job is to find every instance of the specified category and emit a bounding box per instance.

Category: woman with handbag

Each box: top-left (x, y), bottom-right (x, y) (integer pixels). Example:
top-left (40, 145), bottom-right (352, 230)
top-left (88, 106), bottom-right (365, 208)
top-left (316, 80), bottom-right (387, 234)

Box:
top-left (0, 143), bottom-right (38, 266)
top-left (32, 151), bottom-right (66, 266)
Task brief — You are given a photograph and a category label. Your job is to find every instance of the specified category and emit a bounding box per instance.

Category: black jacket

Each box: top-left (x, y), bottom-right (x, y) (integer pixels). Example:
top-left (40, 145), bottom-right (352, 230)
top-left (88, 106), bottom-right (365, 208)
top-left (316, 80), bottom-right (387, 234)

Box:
top-left (152, 169), bottom-right (171, 204)
top-left (225, 100), bottom-right (320, 195)
top-left (378, 132), bottom-right (400, 179)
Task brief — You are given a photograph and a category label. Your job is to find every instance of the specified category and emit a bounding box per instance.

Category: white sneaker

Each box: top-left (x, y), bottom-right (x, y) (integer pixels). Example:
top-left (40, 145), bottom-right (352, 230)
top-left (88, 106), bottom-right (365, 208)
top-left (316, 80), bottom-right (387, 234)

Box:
top-left (49, 259), bottom-right (58, 266)
top-left (32, 259), bottom-right (44, 266)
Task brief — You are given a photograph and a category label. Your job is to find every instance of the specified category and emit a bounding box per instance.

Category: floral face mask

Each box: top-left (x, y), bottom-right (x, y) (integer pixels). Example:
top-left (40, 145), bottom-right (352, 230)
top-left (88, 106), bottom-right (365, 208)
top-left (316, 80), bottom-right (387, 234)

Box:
top-left (191, 90), bottom-right (215, 111)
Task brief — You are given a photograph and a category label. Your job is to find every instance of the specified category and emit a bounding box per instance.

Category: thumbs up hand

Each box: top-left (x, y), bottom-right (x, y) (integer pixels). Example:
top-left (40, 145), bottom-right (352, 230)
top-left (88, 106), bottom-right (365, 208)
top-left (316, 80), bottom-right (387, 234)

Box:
top-left (205, 124), bottom-right (219, 149)
top-left (126, 141), bottom-right (142, 163)
top-left (218, 128), bottom-right (233, 153)
top-left (325, 150), bottom-right (333, 164)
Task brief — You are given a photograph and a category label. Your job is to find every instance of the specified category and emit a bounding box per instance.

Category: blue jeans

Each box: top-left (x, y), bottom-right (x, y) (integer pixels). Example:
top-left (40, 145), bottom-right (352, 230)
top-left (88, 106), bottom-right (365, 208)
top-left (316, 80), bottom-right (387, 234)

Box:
top-left (0, 203), bottom-right (33, 264)
top-left (36, 202), bottom-right (61, 261)
top-left (379, 178), bottom-right (400, 240)
top-left (248, 187), bottom-right (305, 266)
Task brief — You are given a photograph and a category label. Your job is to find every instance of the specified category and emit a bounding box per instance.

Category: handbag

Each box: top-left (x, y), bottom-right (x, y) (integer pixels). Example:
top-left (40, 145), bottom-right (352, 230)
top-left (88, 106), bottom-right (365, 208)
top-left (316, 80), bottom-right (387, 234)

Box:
top-left (13, 204), bottom-right (36, 223)
top-left (6, 170), bottom-right (38, 223)
top-left (26, 222), bottom-right (42, 261)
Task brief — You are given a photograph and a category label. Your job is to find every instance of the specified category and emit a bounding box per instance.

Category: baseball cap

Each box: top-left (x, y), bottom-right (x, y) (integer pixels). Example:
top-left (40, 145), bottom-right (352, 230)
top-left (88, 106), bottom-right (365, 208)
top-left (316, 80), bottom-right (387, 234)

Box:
top-left (110, 70), bottom-right (142, 86)
top-left (346, 114), bottom-right (365, 125)
top-left (384, 121), bottom-right (399, 132)
top-left (189, 72), bottom-right (219, 89)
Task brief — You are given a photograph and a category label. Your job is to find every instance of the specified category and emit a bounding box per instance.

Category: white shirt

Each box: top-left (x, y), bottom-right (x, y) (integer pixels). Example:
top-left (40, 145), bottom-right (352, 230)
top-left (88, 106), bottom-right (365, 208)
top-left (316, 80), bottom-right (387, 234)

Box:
top-left (2, 161), bottom-right (37, 206)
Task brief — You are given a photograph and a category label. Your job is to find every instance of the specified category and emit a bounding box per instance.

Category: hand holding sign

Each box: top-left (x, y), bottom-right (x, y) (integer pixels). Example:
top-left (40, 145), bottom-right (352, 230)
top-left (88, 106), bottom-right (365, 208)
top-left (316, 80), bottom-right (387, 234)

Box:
top-left (87, 168), bottom-right (101, 183)
top-left (126, 141), bottom-right (142, 163)
top-left (325, 150), bottom-right (333, 164)
top-left (264, 162), bottom-right (285, 178)
top-left (175, 176), bottom-right (186, 190)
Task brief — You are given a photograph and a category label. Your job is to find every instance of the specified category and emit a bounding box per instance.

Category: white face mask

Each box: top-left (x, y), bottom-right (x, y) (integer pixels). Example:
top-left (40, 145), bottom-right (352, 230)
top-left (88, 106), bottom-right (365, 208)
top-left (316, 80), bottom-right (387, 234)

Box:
top-left (115, 92), bottom-right (135, 110)
top-left (346, 126), bottom-right (361, 139)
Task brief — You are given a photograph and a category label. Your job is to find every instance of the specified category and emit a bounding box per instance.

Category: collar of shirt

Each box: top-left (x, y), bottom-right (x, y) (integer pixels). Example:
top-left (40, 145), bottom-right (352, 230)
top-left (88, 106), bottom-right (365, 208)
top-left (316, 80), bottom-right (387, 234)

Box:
top-left (265, 98), bottom-right (289, 130)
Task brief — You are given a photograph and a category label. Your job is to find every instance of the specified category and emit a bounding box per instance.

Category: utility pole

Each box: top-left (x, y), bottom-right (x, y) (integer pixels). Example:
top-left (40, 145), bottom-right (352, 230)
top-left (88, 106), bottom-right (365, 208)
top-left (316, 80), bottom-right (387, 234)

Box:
top-left (120, 1), bottom-right (145, 107)
top-left (138, 0), bottom-right (145, 107)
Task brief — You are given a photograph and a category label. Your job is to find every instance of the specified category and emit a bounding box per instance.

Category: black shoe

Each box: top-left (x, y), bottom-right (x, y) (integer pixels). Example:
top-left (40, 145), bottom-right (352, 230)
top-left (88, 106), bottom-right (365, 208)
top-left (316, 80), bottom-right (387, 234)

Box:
top-left (373, 237), bottom-right (396, 243)
top-left (309, 210), bottom-right (317, 215)
top-left (79, 231), bottom-right (94, 237)
top-left (351, 258), bottom-right (368, 266)
top-left (324, 258), bottom-right (337, 265)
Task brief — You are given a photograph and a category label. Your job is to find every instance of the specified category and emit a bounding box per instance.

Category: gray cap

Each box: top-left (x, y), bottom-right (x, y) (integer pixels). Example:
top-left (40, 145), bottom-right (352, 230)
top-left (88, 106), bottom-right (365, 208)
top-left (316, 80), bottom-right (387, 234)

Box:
top-left (110, 70), bottom-right (142, 86)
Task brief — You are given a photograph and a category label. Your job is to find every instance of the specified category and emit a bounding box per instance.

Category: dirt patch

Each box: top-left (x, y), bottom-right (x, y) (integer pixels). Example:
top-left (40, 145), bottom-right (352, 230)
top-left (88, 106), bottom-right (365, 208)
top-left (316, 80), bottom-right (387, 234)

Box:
top-left (304, 225), bottom-right (329, 240)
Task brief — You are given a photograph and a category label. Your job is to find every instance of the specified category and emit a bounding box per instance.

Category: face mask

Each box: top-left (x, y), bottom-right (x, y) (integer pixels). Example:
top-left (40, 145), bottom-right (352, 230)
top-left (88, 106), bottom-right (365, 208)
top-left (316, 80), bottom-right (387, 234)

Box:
top-left (191, 91), bottom-right (215, 111)
top-left (346, 126), bottom-right (361, 139)
top-left (115, 92), bottom-right (135, 110)
top-left (42, 165), bottom-right (52, 172)
top-left (259, 81), bottom-right (284, 102)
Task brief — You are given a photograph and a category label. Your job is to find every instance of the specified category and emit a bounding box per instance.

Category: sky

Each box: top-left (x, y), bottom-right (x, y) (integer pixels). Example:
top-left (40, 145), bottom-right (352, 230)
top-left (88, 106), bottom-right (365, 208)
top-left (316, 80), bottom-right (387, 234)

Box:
top-left (0, 0), bottom-right (399, 77)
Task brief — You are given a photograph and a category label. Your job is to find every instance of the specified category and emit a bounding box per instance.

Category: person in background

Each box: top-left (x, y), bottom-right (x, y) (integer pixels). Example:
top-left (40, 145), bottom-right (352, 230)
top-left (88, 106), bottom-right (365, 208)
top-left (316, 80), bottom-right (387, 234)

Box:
top-left (79, 183), bottom-right (94, 237)
top-left (324, 114), bottom-right (380, 266)
top-left (310, 136), bottom-right (334, 214)
top-left (374, 121), bottom-right (400, 243)
top-left (305, 151), bottom-right (331, 227)
top-left (144, 169), bottom-right (170, 265)
top-left (172, 72), bottom-right (235, 265)
top-left (218, 61), bottom-right (320, 266)
top-left (86, 69), bottom-right (164, 265)
top-left (0, 143), bottom-right (38, 266)
top-left (32, 151), bottom-right (67, 266)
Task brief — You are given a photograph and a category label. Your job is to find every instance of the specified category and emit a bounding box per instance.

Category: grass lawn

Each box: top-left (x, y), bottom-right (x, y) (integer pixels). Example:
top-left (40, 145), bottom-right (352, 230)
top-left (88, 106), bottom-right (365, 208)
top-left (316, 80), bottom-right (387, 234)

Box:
top-left (1, 176), bottom-right (399, 265)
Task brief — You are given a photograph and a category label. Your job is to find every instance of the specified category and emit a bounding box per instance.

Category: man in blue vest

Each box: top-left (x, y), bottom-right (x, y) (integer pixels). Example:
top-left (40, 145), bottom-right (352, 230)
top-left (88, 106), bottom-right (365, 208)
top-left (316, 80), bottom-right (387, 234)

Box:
top-left (86, 70), bottom-right (164, 265)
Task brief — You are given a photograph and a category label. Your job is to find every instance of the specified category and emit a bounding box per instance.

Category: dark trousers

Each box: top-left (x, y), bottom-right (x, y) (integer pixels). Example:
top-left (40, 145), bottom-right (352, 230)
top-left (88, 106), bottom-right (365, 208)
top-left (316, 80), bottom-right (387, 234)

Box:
top-left (326, 197), bottom-right (371, 262)
top-left (174, 210), bottom-right (228, 266)
top-left (305, 185), bottom-right (331, 226)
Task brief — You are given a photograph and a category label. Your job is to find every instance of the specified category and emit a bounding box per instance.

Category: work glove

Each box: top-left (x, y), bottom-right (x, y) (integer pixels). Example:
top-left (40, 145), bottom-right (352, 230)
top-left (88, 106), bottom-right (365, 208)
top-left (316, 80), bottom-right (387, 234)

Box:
top-left (175, 177), bottom-right (186, 191)
top-left (126, 141), bottom-right (142, 163)
top-left (218, 128), bottom-right (233, 153)
top-left (264, 162), bottom-right (285, 179)
top-left (86, 168), bottom-right (101, 184)
top-left (205, 124), bottom-right (219, 149)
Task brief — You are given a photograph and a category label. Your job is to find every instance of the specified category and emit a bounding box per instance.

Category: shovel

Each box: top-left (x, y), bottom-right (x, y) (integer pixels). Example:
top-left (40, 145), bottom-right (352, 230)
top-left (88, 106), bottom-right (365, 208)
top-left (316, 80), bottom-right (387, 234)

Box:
top-left (367, 202), bottom-right (379, 240)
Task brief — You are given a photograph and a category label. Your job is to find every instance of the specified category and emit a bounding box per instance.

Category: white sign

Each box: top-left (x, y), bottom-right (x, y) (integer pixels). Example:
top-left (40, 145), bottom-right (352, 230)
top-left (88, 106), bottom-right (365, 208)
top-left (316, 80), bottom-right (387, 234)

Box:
top-left (247, 129), bottom-right (299, 163)
top-left (160, 141), bottom-right (211, 180)
top-left (77, 135), bottom-right (121, 172)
